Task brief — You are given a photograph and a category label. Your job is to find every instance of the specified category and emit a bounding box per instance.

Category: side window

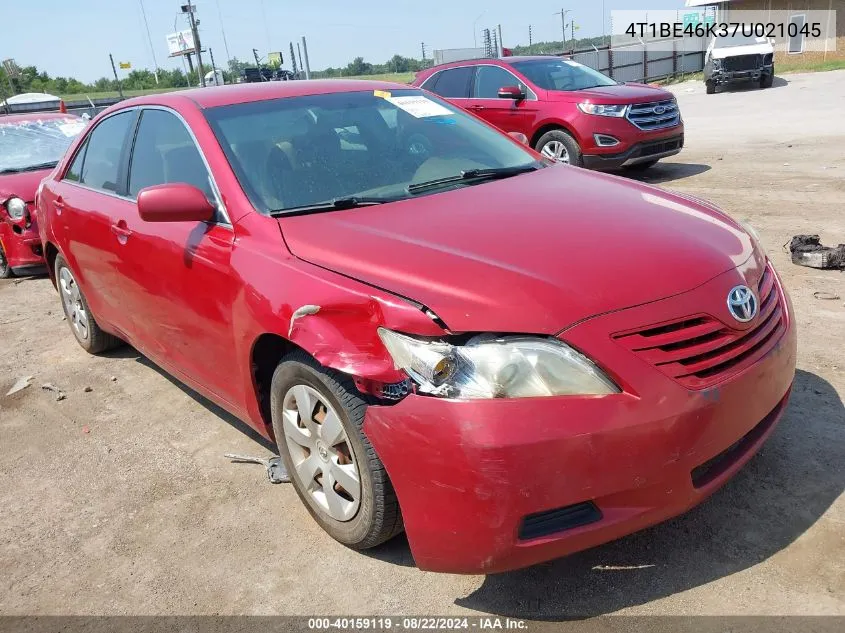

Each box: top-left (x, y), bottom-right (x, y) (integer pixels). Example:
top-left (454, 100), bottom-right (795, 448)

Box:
top-left (79, 111), bottom-right (134, 192)
top-left (473, 66), bottom-right (523, 99)
top-left (64, 139), bottom-right (88, 182)
top-left (428, 67), bottom-right (473, 98)
top-left (128, 109), bottom-right (213, 200)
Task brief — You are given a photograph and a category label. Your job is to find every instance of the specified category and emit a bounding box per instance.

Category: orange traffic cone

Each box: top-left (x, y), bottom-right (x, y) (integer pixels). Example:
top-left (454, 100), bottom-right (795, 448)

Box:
top-left (59, 100), bottom-right (67, 114)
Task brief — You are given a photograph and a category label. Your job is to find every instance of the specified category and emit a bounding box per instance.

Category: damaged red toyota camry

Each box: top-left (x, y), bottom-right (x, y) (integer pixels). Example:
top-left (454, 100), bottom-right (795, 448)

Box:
top-left (38, 81), bottom-right (796, 574)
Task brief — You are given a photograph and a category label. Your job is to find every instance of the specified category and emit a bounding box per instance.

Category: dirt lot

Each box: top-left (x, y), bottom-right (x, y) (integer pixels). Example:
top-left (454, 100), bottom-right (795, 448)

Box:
top-left (1, 70), bottom-right (844, 618)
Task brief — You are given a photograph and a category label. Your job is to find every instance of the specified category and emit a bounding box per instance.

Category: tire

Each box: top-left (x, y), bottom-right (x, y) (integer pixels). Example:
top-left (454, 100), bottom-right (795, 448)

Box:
top-left (706, 80), bottom-right (716, 95)
top-left (624, 159), bottom-right (659, 172)
top-left (760, 73), bottom-right (774, 89)
top-left (0, 244), bottom-right (13, 279)
top-left (271, 351), bottom-right (403, 549)
top-left (54, 254), bottom-right (122, 354)
top-left (535, 129), bottom-right (583, 167)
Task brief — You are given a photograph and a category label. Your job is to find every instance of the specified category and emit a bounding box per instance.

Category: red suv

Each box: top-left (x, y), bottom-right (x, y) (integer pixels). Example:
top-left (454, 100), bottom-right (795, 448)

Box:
top-left (39, 81), bottom-right (793, 574)
top-left (413, 56), bottom-right (684, 171)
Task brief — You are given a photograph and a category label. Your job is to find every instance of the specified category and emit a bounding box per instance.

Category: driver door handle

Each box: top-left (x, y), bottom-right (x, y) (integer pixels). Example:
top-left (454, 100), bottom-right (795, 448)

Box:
top-left (468, 105), bottom-right (485, 111)
top-left (111, 221), bottom-right (133, 243)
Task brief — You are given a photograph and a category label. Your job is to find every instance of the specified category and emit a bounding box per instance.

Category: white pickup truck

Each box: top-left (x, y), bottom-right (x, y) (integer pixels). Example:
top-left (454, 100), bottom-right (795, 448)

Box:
top-left (704, 32), bottom-right (775, 94)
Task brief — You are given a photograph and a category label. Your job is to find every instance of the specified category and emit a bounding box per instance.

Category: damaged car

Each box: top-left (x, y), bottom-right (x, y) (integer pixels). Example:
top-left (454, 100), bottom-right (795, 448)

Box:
top-left (0, 113), bottom-right (86, 278)
top-left (38, 81), bottom-right (796, 573)
top-left (705, 32), bottom-right (775, 94)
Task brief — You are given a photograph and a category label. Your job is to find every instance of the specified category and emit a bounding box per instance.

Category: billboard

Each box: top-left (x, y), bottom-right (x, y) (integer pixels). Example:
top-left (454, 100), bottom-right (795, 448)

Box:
top-left (166, 30), bottom-right (196, 57)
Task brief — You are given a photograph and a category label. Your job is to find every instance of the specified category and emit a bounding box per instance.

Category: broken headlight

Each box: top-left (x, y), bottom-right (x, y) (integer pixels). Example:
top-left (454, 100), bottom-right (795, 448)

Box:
top-left (377, 329), bottom-right (620, 400)
top-left (5, 197), bottom-right (25, 220)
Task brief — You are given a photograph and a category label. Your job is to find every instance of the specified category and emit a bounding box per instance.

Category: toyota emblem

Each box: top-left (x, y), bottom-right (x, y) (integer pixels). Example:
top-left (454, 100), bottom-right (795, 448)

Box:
top-left (727, 286), bottom-right (758, 323)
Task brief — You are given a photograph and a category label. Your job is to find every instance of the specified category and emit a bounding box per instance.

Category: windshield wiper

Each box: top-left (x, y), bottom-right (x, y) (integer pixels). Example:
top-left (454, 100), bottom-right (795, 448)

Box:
top-left (406, 163), bottom-right (541, 195)
top-left (271, 195), bottom-right (402, 216)
top-left (0, 161), bottom-right (59, 175)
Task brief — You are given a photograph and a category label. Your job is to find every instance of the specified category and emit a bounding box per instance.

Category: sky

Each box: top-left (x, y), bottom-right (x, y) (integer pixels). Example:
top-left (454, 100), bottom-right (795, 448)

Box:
top-left (2, 0), bottom-right (684, 82)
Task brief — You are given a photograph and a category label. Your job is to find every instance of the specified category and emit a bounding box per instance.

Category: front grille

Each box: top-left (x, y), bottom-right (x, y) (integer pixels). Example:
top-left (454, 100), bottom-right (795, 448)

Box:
top-left (613, 265), bottom-right (787, 390)
top-left (723, 54), bottom-right (763, 72)
top-left (627, 99), bottom-right (681, 131)
top-left (519, 501), bottom-right (603, 541)
top-left (640, 136), bottom-right (683, 157)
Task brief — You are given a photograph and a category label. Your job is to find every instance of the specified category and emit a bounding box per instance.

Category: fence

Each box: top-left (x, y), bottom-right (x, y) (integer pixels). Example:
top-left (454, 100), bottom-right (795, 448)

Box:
top-left (1, 97), bottom-right (120, 119)
top-left (570, 36), bottom-right (706, 83)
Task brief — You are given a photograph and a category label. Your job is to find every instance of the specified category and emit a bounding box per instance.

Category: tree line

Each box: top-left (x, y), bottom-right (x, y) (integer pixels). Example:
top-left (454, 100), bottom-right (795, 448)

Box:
top-left (0, 37), bottom-right (610, 98)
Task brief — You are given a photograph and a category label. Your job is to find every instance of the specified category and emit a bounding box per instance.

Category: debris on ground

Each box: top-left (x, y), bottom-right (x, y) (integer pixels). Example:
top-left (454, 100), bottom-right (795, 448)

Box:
top-left (224, 453), bottom-right (290, 484)
top-left (41, 383), bottom-right (67, 402)
top-left (84, 386), bottom-right (93, 393)
top-left (82, 425), bottom-right (90, 434)
top-left (109, 376), bottom-right (117, 382)
top-left (788, 235), bottom-right (845, 269)
top-left (813, 292), bottom-right (841, 301)
top-left (6, 376), bottom-right (33, 397)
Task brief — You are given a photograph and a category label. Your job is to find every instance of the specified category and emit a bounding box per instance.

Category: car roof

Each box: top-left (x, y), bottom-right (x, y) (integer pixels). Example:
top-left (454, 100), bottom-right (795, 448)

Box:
top-left (116, 80), bottom-right (419, 111)
top-left (0, 112), bottom-right (80, 124)
top-left (424, 55), bottom-right (561, 72)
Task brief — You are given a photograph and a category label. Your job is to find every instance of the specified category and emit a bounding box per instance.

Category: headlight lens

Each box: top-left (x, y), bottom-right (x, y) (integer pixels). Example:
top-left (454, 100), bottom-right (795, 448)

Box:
top-left (577, 103), bottom-right (628, 118)
top-left (377, 329), bottom-right (620, 400)
top-left (5, 197), bottom-right (26, 220)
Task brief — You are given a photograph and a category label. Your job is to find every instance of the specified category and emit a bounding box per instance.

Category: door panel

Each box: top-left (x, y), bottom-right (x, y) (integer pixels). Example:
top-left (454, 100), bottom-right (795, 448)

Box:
top-left (116, 107), bottom-right (241, 405)
top-left (468, 65), bottom-right (537, 136)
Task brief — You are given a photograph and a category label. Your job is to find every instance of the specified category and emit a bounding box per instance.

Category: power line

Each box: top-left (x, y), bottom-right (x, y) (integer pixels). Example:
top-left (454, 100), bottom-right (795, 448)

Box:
top-left (138, 0), bottom-right (160, 84)
top-left (214, 0), bottom-right (232, 65)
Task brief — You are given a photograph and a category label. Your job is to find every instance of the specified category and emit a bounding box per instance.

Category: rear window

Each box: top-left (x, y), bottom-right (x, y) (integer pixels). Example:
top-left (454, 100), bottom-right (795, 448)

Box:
top-left (426, 67), bottom-right (473, 98)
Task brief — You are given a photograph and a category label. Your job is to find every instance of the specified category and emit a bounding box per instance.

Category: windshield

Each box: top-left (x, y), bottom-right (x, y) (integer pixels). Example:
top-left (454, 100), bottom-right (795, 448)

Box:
top-left (511, 59), bottom-right (617, 91)
top-left (714, 33), bottom-right (768, 48)
top-left (205, 89), bottom-right (540, 215)
top-left (0, 117), bottom-right (86, 174)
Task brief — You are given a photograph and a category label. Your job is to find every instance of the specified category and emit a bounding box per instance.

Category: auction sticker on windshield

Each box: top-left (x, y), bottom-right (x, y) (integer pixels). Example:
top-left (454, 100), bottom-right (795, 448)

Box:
top-left (386, 95), bottom-right (453, 118)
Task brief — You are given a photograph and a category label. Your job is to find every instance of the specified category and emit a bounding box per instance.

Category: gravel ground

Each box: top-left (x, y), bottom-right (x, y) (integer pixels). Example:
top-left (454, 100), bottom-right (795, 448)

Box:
top-left (1, 70), bottom-right (844, 618)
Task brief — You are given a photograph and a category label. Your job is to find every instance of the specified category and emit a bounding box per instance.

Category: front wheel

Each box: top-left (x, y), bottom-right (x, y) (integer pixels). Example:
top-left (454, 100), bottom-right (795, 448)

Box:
top-left (0, 244), bottom-right (13, 279)
top-left (760, 72), bottom-right (774, 89)
top-left (535, 130), bottom-right (583, 167)
top-left (706, 79), bottom-right (716, 95)
top-left (55, 254), bottom-right (122, 354)
top-left (271, 351), bottom-right (403, 549)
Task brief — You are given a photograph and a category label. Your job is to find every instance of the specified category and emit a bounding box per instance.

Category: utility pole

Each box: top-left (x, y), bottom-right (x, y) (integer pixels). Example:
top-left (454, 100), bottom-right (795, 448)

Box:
top-left (301, 36), bottom-right (311, 80)
top-left (252, 48), bottom-right (267, 80)
top-left (529, 25), bottom-right (533, 47)
top-left (208, 47), bottom-right (218, 85)
top-left (138, 0), bottom-right (159, 84)
top-left (184, 1), bottom-right (205, 87)
top-left (297, 42), bottom-right (303, 72)
top-left (497, 24), bottom-right (504, 56)
top-left (109, 54), bottom-right (124, 98)
top-left (290, 42), bottom-right (299, 77)
top-left (554, 8), bottom-right (571, 50)
top-left (421, 42), bottom-right (427, 63)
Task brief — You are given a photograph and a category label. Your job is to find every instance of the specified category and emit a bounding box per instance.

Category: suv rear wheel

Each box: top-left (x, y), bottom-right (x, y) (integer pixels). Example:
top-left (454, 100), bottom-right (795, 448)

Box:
top-left (536, 130), bottom-right (582, 167)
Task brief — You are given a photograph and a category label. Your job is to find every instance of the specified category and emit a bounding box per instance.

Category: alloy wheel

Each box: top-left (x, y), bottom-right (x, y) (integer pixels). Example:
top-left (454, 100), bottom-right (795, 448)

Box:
top-left (59, 267), bottom-right (89, 341)
top-left (281, 384), bottom-right (361, 522)
top-left (541, 140), bottom-right (571, 164)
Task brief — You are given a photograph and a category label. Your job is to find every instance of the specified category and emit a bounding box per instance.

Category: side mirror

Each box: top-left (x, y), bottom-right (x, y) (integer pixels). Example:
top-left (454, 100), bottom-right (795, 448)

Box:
top-left (508, 132), bottom-right (529, 146)
top-left (137, 183), bottom-right (216, 223)
top-left (498, 85), bottom-right (525, 100)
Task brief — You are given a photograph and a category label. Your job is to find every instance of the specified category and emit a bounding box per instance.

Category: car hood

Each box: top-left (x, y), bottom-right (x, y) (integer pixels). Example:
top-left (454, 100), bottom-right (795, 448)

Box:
top-left (712, 43), bottom-right (774, 59)
top-left (279, 167), bottom-right (755, 334)
top-left (0, 168), bottom-right (52, 205)
top-left (545, 82), bottom-right (674, 104)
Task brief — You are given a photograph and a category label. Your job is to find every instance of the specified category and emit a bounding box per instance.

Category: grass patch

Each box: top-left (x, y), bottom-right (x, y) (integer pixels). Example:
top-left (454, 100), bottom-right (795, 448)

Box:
top-left (777, 58), bottom-right (845, 74)
top-left (59, 87), bottom-right (185, 102)
top-left (341, 72), bottom-right (415, 84)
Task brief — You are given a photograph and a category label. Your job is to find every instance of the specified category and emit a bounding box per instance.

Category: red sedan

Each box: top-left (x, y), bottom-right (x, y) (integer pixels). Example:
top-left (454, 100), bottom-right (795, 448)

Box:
top-left (38, 81), bottom-right (796, 574)
top-left (0, 112), bottom-right (85, 278)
